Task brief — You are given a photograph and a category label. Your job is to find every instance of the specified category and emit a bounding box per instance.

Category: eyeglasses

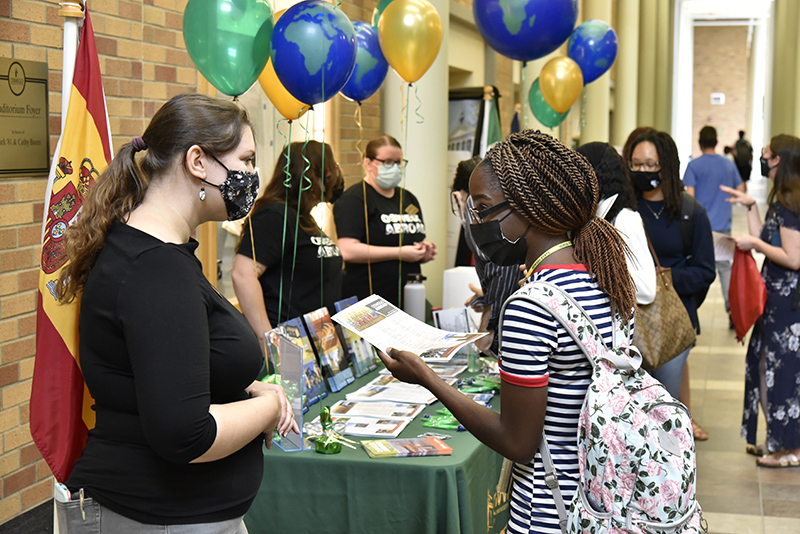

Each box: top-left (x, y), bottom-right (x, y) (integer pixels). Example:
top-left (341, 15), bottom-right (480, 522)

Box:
top-left (629, 161), bottom-right (661, 172)
top-left (450, 191), bottom-right (465, 217)
top-left (372, 158), bottom-right (408, 169)
top-left (467, 199), bottom-right (510, 224)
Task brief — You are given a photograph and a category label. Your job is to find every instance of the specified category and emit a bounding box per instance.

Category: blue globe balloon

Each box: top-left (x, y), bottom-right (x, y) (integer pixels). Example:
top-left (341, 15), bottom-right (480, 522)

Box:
top-left (473, 0), bottom-right (578, 62)
top-left (567, 20), bottom-right (618, 84)
top-left (341, 21), bottom-right (389, 103)
top-left (271, 0), bottom-right (357, 105)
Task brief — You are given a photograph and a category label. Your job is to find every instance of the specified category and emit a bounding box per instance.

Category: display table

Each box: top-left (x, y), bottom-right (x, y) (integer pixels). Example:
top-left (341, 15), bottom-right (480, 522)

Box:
top-left (244, 369), bottom-right (510, 534)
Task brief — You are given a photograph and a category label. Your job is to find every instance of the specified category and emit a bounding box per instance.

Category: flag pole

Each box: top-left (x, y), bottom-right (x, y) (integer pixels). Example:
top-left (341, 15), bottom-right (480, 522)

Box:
top-left (42, 1), bottom-right (84, 243)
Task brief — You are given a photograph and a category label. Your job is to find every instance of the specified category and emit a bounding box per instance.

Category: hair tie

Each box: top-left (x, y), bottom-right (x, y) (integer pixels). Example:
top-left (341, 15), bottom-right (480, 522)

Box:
top-left (131, 136), bottom-right (147, 152)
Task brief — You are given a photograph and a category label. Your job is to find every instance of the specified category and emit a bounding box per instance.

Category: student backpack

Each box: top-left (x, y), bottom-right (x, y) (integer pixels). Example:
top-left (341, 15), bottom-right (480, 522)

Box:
top-left (502, 281), bottom-right (708, 534)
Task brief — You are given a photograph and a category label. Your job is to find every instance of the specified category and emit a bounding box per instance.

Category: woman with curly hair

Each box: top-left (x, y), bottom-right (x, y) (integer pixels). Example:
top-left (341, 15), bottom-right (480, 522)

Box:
top-left (722, 134), bottom-right (800, 468)
top-left (379, 130), bottom-right (636, 533)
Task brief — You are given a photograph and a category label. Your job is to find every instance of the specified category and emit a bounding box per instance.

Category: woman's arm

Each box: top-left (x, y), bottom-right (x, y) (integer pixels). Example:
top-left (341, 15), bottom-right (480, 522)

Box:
top-left (720, 184), bottom-right (763, 236)
top-left (231, 253), bottom-right (272, 342)
top-left (615, 210), bottom-right (657, 305)
top-left (670, 207), bottom-right (717, 297)
top-left (337, 237), bottom-right (427, 264)
top-left (379, 349), bottom-right (547, 463)
top-left (193, 382), bottom-right (298, 463)
top-left (734, 225), bottom-right (800, 270)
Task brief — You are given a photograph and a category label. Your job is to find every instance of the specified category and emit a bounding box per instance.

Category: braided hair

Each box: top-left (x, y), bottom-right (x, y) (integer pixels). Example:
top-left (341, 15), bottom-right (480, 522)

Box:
top-left (486, 130), bottom-right (636, 320)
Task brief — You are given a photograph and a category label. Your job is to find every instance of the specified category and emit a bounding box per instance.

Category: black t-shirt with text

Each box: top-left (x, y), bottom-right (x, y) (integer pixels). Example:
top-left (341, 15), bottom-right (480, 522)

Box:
top-left (333, 182), bottom-right (426, 308)
top-left (237, 202), bottom-right (343, 326)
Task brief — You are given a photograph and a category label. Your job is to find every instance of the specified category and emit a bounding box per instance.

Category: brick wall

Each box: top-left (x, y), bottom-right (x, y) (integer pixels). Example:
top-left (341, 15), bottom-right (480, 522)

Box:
top-left (692, 25), bottom-right (749, 159)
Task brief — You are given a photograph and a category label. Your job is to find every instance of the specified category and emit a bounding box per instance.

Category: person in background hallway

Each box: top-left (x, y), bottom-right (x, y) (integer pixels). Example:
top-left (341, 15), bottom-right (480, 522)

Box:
top-left (722, 134), bottom-right (800, 468)
top-left (56, 94), bottom-right (297, 533)
top-left (379, 130), bottom-right (637, 534)
top-left (683, 125), bottom-right (745, 324)
top-left (451, 155), bottom-right (523, 356)
top-left (576, 141), bottom-right (656, 306)
top-left (333, 135), bottom-right (436, 308)
top-left (232, 141), bottom-right (344, 347)
top-left (624, 128), bottom-right (716, 442)
top-left (733, 129), bottom-right (754, 183)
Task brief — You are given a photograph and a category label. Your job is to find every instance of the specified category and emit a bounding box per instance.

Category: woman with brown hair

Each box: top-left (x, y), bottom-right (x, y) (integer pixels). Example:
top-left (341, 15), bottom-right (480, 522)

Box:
top-left (333, 134), bottom-right (436, 308)
top-left (379, 130), bottom-right (636, 533)
top-left (57, 94), bottom-right (297, 533)
top-left (232, 140), bottom-right (344, 344)
top-left (722, 134), bottom-right (800, 468)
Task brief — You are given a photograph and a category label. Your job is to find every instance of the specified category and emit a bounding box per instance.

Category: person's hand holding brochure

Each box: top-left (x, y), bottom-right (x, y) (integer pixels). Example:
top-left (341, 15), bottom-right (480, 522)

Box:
top-left (331, 295), bottom-right (487, 363)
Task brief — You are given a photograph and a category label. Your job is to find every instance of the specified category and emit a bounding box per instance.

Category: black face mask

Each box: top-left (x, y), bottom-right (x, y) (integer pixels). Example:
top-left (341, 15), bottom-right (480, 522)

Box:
top-left (469, 220), bottom-right (528, 266)
top-left (329, 179), bottom-right (345, 203)
top-left (205, 155), bottom-right (260, 221)
top-left (760, 156), bottom-right (771, 177)
top-left (630, 170), bottom-right (661, 192)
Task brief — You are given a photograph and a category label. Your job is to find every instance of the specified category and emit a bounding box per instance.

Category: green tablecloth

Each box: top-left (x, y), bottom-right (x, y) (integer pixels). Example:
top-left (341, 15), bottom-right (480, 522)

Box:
top-left (244, 369), bottom-right (510, 534)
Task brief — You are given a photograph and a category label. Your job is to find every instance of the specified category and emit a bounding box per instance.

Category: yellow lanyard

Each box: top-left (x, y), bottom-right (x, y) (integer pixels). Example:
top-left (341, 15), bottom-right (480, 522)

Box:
top-left (522, 241), bottom-right (573, 283)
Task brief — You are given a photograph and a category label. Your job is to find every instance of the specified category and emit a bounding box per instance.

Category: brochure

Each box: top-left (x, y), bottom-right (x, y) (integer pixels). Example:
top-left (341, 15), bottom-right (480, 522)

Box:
top-left (331, 294), bottom-right (487, 363)
top-left (329, 400), bottom-right (426, 420)
top-left (345, 374), bottom-right (456, 405)
top-left (267, 318), bottom-right (327, 409)
top-left (334, 297), bottom-right (379, 377)
top-left (380, 363), bottom-right (467, 378)
top-left (310, 415), bottom-right (411, 438)
top-left (303, 307), bottom-right (355, 393)
top-left (362, 437), bottom-right (453, 458)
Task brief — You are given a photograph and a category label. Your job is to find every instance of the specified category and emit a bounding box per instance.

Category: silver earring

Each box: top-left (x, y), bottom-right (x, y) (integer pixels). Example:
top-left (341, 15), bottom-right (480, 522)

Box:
top-left (199, 187), bottom-right (206, 201)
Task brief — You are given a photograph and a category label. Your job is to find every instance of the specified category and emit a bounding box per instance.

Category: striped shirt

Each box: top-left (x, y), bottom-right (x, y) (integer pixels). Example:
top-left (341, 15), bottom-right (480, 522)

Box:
top-left (499, 265), bottom-right (622, 534)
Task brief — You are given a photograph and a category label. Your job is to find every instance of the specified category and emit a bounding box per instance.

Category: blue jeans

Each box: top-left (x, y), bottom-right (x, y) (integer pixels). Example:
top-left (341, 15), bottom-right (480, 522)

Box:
top-left (57, 496), bottom-right (248, 534)
top-left (650, 346), bottom-right (691, 399)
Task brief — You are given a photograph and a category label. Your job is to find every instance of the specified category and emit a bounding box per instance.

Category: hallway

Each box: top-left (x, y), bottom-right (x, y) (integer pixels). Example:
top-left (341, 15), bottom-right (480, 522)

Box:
top-left (690, 175), bottom-right (800, 534)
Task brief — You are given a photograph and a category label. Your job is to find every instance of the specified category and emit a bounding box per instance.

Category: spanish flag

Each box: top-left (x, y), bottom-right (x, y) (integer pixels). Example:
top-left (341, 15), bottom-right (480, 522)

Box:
top-left (30, 8), bottom-right (111, 483)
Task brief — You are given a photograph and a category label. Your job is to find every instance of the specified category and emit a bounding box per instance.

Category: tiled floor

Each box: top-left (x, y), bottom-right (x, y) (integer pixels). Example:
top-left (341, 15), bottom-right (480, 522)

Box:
top-left (690, 176), bottom-right (800, 534)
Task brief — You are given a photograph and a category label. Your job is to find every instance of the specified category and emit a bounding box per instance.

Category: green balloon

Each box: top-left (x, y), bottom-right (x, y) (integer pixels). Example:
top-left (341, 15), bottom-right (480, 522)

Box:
top-left (183, 0), bottom-right (273, 97)
top-left (529, 78), bottom-right (569, 128)
top-left (371, 0), bottom-right (394, 28)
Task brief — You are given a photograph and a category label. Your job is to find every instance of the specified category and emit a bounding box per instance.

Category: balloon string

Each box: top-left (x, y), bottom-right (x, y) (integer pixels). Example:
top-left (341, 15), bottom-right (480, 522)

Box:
top-left (400, 79), bottom-right (408, 132)
top-left (522, 61), bottom-right (528, 130)
top-left (278, 120), bottom-right (292, 323)
top-left (319, 102), bottom-right (326, 310)
top-left (414, 84), bottom-right (424, 124)
top-left (580, 89), bottom-right (587, 130)
top-left (288, 114), bottom-right (313, 312)
top-left (354, 104), bottom-right (364, 161)
top-left (398, 82), bottom-right (412, 306)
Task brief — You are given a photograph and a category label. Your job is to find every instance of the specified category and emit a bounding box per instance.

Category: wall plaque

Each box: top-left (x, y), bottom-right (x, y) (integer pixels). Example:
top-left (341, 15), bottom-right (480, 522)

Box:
top-left (0, 57), bottom-right (50, 177)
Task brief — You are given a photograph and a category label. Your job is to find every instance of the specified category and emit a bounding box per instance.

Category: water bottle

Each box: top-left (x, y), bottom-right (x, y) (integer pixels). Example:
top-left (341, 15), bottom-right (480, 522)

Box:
top-left (403, 273), bottom-right (427, 322)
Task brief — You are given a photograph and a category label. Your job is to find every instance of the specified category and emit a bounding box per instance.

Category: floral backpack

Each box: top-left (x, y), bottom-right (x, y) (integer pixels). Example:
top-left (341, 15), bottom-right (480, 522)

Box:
top-left (507, 281), bottom-right (708, 534)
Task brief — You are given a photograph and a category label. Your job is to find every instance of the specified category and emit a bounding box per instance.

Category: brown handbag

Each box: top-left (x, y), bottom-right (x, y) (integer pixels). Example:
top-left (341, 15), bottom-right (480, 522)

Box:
top-left (633, 236), bottom-right (697, 371)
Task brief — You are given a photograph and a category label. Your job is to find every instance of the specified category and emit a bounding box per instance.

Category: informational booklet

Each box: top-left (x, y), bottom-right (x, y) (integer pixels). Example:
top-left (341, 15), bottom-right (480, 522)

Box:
top-left (310, 415), bottom-right (411, 438)
top-left (329, 400), bottom-right (426, 420)
top-left (713, 231), bottom-right (736, 262)
top-left (345, 375), bottom-right (456, 405)
top-left (379, 363), bottom-right (467, 378)
top-left (331, 294), bottom-right (487, 362)
top-left (303, 307), bottom-right (355, 393)
top-left (267, 318), bottom-right (327, 410)
top-left (334, 297), bottom-right (379, 377)
top-left (362, 437), bottom-right (453, 458)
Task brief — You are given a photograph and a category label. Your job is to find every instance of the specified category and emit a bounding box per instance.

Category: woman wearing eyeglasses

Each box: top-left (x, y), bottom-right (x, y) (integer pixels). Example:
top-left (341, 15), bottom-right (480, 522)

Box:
top-left (333, 134), bottom-right (436, 308)
top-left (624, 129), bottom-right (716, 441)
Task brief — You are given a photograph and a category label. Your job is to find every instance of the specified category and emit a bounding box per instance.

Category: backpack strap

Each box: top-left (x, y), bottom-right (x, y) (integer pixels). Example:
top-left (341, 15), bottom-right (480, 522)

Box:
top-left (497, 281), bottom-right (638, 533)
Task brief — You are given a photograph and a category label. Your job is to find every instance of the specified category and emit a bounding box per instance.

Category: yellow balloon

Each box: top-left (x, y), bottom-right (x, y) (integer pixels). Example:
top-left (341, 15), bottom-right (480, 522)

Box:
top-left (378, 0), bottom-right (443, 83)
top-left (539, 56), bottom-right (584, 114)
top-left (258, 9), bottom-right (310, 121)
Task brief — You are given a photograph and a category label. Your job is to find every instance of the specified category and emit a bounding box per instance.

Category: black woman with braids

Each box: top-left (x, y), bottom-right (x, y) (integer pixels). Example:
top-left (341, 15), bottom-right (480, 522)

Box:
top-left (379, 130), bottom-right (636, 534)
